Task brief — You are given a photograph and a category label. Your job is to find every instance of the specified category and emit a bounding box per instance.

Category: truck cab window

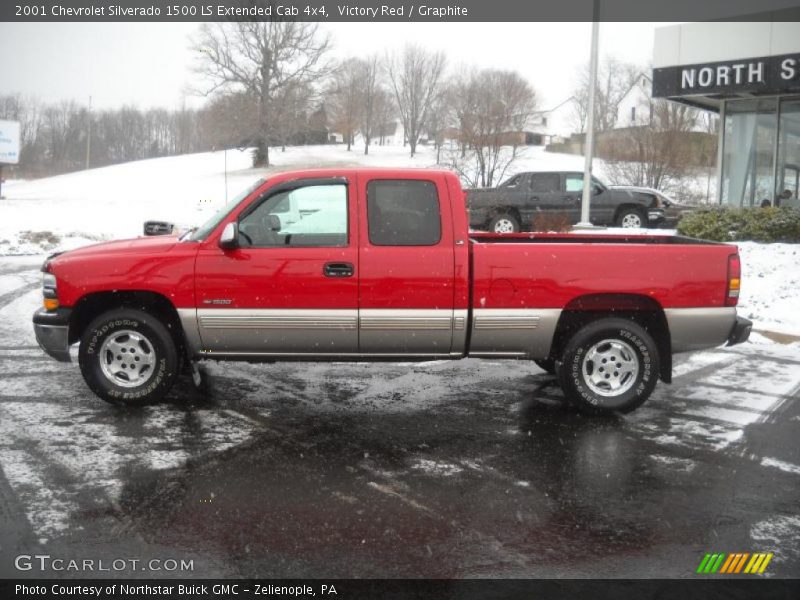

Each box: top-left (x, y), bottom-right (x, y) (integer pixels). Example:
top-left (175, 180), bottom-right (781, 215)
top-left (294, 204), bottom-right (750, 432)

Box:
top-left (501, 175), bottom-right (523, 188)
top-left (238, 184), bottom-right (348, 247)
top-left (367, 180), bottom-right (441, 246)
top-left (529, 173), bottom-right (559, 193)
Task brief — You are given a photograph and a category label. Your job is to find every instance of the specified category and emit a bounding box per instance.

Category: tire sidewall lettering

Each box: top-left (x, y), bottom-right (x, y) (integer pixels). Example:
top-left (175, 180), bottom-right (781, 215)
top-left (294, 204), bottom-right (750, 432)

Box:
top-left (566, 323), bottom-right (656, 409)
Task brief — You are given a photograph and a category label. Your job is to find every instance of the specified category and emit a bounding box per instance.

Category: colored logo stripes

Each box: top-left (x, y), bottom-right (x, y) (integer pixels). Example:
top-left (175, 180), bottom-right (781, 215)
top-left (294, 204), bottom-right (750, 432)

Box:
top-left (696, 552), bottom-right (774, 574)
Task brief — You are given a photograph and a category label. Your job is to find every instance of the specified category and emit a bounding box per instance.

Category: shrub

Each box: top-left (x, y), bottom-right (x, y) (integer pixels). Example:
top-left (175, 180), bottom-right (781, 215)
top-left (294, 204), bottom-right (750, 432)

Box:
top-left (676, 207), bottom-right (800, 242)
top-left (531, 211), bottom-right (572, 233)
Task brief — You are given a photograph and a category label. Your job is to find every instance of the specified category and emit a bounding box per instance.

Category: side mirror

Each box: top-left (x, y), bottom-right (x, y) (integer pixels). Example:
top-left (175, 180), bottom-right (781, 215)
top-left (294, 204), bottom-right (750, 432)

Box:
top-left (219, 222), bottom-right (238, 249)
top-left (266, 214), bottom-right (282, 231)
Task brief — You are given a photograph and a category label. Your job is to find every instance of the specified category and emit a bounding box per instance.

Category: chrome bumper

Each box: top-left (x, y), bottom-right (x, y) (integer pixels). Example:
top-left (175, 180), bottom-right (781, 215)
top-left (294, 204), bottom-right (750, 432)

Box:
top-left (32, 308), bottom-right (72, 362)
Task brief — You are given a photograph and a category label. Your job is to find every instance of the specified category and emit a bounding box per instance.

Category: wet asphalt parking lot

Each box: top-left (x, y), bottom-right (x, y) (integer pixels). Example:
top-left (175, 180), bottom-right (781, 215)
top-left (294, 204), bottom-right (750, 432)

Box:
top-left (0, 255), bottom-right (799, 579)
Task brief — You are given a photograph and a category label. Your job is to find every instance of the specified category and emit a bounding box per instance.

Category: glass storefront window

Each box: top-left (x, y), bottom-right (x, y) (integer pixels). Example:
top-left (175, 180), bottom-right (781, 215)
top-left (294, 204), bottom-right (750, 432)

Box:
top-left (776, 99), bottom-right (800, 208)
top-left (720, 98), bottom-right (777, 207)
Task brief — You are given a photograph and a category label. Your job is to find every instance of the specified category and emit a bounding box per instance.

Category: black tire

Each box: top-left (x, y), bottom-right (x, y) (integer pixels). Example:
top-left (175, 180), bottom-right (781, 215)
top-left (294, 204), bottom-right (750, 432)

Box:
top-left (489, 213), bottom-right (520, 234)
top-left (616, 207), bottom-right (647, 229)
top-left (78, 308), bottom-right (180, 405)
top-left (534, 358), bottom-right (557, 375)
top-left (556, 318), bottom-right (659, 414)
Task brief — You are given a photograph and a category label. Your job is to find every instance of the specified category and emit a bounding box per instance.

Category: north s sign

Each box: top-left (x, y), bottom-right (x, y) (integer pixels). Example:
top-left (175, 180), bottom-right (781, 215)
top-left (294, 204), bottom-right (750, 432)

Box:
top-left (0, 120), bottom-right (20, 165)
top-left (653, 53), bottom-right (800, 99)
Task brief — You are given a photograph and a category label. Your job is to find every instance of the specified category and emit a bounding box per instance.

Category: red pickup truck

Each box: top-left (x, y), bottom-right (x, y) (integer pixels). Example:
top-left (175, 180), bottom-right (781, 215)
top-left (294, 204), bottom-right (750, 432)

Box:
top-left (33, 168), bottom-right (751, 414)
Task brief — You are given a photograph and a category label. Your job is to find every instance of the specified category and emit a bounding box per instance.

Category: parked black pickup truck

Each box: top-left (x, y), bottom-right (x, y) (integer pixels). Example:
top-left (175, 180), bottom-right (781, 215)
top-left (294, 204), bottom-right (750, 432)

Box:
top-left (467, 171), bottom-right (670, 232)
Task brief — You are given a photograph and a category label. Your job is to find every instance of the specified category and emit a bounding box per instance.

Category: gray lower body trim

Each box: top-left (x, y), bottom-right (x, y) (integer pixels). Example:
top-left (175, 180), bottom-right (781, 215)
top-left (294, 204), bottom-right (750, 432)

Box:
top-left (177, 308), bottom-right (203, 355)
top-left (198, 352), bottom-right (458, 360)
top-left (196, 309), bottom-right (358, 354)
top-left (359, 309), bottom-right (455, 354)
top-left (665, 307), bottom-right (737, 353)
top-left (183, 307), bottom-right (562, 359)
top-left (469, 309), bottom-right (561, 358)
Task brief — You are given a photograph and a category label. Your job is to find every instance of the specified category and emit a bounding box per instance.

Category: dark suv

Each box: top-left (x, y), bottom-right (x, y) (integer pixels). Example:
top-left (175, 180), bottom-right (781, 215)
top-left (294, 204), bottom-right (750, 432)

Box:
top-left (467, 171), bottom-right (668, 232)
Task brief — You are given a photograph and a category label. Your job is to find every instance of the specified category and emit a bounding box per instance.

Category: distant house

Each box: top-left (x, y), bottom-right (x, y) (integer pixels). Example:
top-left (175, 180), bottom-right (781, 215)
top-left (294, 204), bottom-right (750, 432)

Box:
top-left (529, 97), bottom-right (578, 144)
top-left (616, 73), bottom-right (654, 129)
top-left (615, 73), bottom-right (708, 133)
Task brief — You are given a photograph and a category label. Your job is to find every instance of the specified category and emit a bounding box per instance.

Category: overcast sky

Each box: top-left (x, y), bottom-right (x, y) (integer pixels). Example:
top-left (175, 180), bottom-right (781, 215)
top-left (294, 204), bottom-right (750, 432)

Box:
top-left (0, 22), bottom-right (670, 111)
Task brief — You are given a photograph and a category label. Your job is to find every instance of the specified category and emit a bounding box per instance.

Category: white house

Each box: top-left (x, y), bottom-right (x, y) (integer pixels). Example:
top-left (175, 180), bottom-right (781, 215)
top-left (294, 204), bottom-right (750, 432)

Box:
top-left (529, 97), bottom-right (577, 143)
top-left (616, 73), bottom-right (654, 128)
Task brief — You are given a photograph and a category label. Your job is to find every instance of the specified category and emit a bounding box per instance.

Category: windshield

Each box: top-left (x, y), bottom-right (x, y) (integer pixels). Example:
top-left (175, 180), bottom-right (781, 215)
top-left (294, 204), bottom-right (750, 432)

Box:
top-left (187, 178), bottom-right (266, 241)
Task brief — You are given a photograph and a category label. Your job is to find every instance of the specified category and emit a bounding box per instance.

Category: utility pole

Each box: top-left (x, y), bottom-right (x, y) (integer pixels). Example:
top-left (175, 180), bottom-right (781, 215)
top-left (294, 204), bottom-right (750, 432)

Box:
top-left (577, 2), bottom-right (600, 228)
top-left (85, 95), bottom-right (92, 170)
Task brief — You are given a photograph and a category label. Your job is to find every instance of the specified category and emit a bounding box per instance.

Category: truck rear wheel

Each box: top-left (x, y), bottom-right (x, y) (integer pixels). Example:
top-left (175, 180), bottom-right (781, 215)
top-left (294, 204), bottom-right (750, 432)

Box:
top-left (78, 308), bottom-right (180, 405)
top-left (556, 318), bottom-right (659, 414)
top-left (489, 213), bottom-right (520, 233)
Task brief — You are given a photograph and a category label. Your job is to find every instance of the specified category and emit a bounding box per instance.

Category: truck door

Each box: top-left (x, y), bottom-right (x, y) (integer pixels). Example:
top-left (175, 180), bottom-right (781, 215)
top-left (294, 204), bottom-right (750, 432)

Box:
top-left (357, 174), bottom-right (456, 355)
top-left (194, 177), bottom-right (359, 355)
top-left (527, 172), bottom-right (565, 226)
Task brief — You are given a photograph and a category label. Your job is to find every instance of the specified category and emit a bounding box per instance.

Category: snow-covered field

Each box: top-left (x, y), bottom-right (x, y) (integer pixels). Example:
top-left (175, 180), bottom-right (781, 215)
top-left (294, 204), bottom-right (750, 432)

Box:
top-left (0, 144), bottom-right (589, 254)
top-left (1, 144), bottom-right (798, 336)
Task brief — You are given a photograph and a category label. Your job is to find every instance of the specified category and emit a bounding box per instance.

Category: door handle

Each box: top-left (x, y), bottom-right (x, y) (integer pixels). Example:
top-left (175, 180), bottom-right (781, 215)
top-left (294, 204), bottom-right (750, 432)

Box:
top-left (323, 262), bottom-right (354, 277)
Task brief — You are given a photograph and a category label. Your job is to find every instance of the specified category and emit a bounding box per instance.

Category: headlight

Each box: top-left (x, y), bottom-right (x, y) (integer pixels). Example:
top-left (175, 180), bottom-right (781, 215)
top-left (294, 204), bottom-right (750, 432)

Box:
top-left (42, 273), bottom-right (59, 310)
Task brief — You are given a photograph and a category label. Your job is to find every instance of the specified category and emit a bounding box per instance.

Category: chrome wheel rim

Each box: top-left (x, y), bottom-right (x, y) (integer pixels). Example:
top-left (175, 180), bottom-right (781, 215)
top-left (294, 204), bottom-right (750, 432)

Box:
top-left (621, 213), bottom-right (642, 228)
top-left (98, 329), bottom-right (156, 388)
top-left (494, 218), bottom-right (516, 233)
top-left (581, 338), bottom-right (639, 398)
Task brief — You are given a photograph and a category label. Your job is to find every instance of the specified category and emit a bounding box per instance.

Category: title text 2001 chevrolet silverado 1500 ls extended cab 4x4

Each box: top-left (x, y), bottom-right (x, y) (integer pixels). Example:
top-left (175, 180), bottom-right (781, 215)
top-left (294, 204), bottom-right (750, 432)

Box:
top-left (33, 168), bottom-right (751, 414)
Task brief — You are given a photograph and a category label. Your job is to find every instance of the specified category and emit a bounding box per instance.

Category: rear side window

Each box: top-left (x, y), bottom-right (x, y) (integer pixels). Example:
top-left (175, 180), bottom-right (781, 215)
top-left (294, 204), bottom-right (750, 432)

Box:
top-left (529, 173), bottom-right (559, 193)
top-left (367, 180), bottom-right (441, 246)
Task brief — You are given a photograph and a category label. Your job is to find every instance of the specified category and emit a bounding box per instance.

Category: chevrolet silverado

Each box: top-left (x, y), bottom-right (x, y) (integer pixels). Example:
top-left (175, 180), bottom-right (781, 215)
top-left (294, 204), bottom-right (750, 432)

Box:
top-left (33, 168), bottom-right (751, 414)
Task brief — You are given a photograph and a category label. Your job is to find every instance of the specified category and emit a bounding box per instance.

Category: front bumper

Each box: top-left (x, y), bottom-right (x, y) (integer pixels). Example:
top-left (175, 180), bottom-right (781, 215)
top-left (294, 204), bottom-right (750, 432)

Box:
top-left (727, 316), bottom-right (753, 346)
top-left (32, 308), bottom-right (72, 362)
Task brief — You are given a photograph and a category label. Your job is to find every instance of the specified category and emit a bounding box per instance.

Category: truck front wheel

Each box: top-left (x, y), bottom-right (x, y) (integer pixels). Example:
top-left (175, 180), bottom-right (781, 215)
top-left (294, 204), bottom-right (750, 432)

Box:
top-left (616, 207), bottom-right (646, 228)
top-left (78, 308), bottom-right (180, 405)
top-left (557, 318), bottom-right (659, 414)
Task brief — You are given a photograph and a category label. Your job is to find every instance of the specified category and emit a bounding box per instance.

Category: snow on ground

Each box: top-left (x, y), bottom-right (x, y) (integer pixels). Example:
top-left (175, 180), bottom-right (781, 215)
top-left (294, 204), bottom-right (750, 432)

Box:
top-left (736, 242), bottom-right (800, 336)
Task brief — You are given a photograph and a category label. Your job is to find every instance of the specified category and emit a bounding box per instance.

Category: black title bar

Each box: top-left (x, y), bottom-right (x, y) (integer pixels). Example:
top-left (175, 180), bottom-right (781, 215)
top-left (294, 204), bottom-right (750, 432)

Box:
top-left (3, 579), bottom-right (800, 600)
top-left (3, 0), bottom-right (800, 22)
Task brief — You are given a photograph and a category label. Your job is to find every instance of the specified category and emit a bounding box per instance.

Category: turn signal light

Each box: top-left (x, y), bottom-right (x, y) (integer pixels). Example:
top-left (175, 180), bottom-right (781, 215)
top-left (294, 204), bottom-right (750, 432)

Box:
top-left (726, 254), bottom-right (741, 307)
top-left (43, 298), bottom-right (59, 311)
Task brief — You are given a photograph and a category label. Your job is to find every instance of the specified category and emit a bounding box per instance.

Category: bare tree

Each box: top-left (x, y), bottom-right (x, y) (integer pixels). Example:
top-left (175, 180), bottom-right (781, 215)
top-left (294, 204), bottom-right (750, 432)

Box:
top-left (386, 45), bottom-right (447, 157)
top-left (570, 57), bottom-right (638, 134)
top-left (426, 91), bottom-right (450, 164)
top-left (445, 68), bottom-right (537, 187)
top-left (328, 58), bottom-right (363, 151)
top-left (359, 55), bottom-right (381, 155)
top-left (603, 99), bottom-right (700, 193)
top-left (372, 88), bottom-right (396, 146)
top-left (192, 20), bottom-right (332, 167)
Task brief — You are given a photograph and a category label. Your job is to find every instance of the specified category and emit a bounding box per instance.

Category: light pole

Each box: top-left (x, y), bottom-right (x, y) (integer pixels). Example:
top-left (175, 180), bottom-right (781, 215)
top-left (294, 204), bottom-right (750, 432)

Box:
top-left (577, 3), bottom-right (600, 228)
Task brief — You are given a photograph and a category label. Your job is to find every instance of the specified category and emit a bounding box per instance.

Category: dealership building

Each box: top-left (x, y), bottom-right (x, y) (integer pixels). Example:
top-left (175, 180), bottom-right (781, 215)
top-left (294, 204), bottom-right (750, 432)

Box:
top-left (653, 20), bottom-right (800, 207)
